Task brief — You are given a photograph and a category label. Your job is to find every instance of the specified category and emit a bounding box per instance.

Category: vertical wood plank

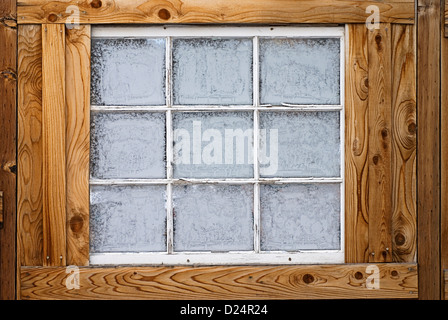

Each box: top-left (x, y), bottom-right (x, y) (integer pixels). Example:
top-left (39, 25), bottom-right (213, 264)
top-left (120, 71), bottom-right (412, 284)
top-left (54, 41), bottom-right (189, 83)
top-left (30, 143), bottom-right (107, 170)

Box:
top-left (0, 0), bottom-right (17, 300)
top-left (390, 24), bottom-right (417, 262)
top-left (441, 2), bottom-right (448, 299)
top-left (345, 24), bottom-right (370, 263)
top-left (42, 24), bottom-right (66, 267)
top-left (367, 24), bottom-right (393, 263)
top-left (0, 191), bottom-right (3, 228)
top-left (66, 25), bottom-right (91, 266)
top-left (444, 270), bottom-right (448, 300)
top-left (17, 24), bottom-right (43, 267)
top-left (417, 0), bottom-right (441, 300)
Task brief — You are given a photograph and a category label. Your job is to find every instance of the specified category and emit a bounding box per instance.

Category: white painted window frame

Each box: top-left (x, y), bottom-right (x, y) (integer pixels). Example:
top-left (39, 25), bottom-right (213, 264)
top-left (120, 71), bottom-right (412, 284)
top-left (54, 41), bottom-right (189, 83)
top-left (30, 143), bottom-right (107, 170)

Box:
top-left (89, 25), bottom-right (345, 266)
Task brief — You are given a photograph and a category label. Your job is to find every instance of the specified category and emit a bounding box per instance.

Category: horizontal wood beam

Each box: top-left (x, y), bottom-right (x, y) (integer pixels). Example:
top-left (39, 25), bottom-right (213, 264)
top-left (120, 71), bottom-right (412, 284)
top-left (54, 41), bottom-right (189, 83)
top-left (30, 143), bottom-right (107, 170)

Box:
top-left (20, 263), bottom-right (418, 300)
top-left (17, 0), bottom-right (415, 25)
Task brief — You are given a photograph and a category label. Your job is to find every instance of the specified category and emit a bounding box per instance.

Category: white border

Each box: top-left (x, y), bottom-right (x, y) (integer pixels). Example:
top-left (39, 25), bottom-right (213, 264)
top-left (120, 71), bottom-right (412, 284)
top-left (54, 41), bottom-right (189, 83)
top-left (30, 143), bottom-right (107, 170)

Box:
top-left (92, 25), bottom-right (344, 39)
top-left (90, 25), bottom-right (345, 266)
top-left (90, 251), bottom-right (344, 266)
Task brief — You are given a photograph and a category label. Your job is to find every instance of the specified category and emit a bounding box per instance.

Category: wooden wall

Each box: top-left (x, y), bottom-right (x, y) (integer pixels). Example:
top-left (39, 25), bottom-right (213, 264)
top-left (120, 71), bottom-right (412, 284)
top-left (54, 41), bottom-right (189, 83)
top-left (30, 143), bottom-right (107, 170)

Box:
top-left (0, 0), bottom-right (443, 300)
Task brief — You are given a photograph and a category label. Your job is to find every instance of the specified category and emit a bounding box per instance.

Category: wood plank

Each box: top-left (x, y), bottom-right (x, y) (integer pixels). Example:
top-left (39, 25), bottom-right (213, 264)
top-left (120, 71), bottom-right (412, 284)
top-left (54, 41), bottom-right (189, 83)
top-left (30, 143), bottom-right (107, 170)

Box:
top-left (16, 0), bottom-right (415, 25)
top-left (444, 270), bottom-right (448, 300)
top-left (20, 264), bottom-right (418, 300)
top-left (445, 0), bottom-right (448, 37)
top-left (441, 12), bottom-right (448, 298)
top-left (367, 24), bottom-right (392, 263)
top-left (390, 24), bottom-right (416, 262)
top-left (344, 24), bottom-right (369, 263)
top-left (17, 24), bottom-right (43, 267)
top-left (0, 191), bottom-right (3, 229)
top-left (417, 0), bottom-right (441, 300)
top-left (0, 0), bottom-right (17, 300)
top-left (66, 25), bottom-right (90, 266)
top-left (42, 24), bottom-right (66, 267)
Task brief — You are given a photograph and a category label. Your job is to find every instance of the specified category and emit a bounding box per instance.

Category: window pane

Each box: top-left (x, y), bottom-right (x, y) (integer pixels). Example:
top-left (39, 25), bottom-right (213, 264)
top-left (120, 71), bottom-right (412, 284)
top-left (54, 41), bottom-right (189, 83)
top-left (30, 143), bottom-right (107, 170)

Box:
top-left (172, 38), bottom-right (253, 105)
top-left (90, 185), bottom-right (166, 253)
top-left (91, 112), bottom-right (166, 179)
top-left (91, 38), bottom-right (166, 106)
top-left (173, 111), bottom-right (254, 178)
top-left (173, 184), bottom-right (253, 251)
top-left (259, 38), bottom-right (340, 105)
top-left (259, 111), bottom-right (340, 177)
top-left (260, 184), bottom-right (340, 251)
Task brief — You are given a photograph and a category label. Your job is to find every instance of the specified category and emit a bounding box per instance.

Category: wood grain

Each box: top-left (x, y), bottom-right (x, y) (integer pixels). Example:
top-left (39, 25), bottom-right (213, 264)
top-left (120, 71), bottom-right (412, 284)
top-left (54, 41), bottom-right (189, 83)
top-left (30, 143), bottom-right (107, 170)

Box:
top-left (444, 270), bottom-right (448, 300)
top-left (441, 11), bottom-right (448, 298)
top-left (20, 264), bottom-right (418, 300)
top-left (0, 191), bottom-right (3, 228)
top-left (344, 24), bottom-right (369, 263)
top-left (42, 24), bottom-right (66, 267)
top-left (445, 0), bottom-right (448, 37)
top-left (390, 24), bottom-right (416, 262)
top-left (0, 0), bottom-right (17, 300)
top-left (16, 0), bottom-right (415, 25)
top-left (367, 24), bottom-right (392, 263)
top-left (17, 24), bottom-right (43, 267)
top-left (66, 25), bottom-right (90, 266)
top-left (417, 0), bottom-right (441, 300)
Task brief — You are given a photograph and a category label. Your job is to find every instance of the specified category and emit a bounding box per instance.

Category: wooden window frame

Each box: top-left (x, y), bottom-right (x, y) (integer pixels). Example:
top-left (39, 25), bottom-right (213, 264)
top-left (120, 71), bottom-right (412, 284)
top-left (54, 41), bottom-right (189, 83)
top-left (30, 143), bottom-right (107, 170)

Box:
top-left (16, 0), bottom-right (420, 300)
top-left (88, 25), bottom-right (346, 266)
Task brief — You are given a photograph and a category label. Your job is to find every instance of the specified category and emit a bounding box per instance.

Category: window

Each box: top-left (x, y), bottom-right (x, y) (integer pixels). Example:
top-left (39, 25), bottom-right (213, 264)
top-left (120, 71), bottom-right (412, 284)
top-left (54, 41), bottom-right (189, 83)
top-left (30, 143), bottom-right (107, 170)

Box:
top-left (89, 26), bottom-right (345, 265)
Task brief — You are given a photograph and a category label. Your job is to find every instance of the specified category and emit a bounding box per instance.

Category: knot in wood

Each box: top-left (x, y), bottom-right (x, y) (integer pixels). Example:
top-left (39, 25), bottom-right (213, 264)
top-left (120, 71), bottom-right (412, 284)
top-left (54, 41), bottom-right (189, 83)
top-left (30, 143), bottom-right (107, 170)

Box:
top-left (91, 0), bottom-right (102, 9)
top-left (302, 273), bottom-right (314, 284)
top-left (47, 13), bottom-right (58, 22)
top-left (158, 8), bottom-right (171, 20)
top-left (395, 232), bottom-right (406, 246)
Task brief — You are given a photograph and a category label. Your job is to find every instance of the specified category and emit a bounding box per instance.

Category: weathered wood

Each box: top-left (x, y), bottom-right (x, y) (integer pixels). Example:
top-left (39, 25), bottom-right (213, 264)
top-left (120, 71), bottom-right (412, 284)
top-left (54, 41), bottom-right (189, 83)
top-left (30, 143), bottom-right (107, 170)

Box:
top-left (42, 24), bottom-right (66, 267)
top-left (65, 25), bottom-right (90, 266)
top-left (417, 0), bottom-right (441, 300)
top-left (390, 24), bottom-right (416, 262)
top-left (445, 0), bottom-right (448, 37)
top-left (441, 12), bottom-right (448, 298)
top-left (444, 270), bottom-right (448, 300)
top-left (17, 24), bottom-right (43, 267)
top-left (66, 25), bottom-right (90, 266)
top-left (16, 0), bottom-right (415, 25)
top-left (0, 191), bottom-right (3, 229)
top-left (345, 24), bottom-right (369, 263)
top-left (20, 264), bottom-right (418, 300)
top-left (367, 24), bottom-right (392, 263)
top-left (0, 0), bottom-right (17, 300)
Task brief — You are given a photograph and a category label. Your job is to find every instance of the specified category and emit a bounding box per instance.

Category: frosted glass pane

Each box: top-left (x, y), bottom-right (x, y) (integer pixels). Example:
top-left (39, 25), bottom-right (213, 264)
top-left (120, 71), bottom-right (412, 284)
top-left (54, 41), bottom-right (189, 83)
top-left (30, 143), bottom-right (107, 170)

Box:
top-left (173, 184), bottom-right (253, 251)
top-left (91, 112), bottom-right (166, 179)
top-left (91, 38), bottom-right (165, 106)
top-left (173, 112), bottom-right (254, 178)
top-left (90, 185), bottom-right (166, 252)
top-left (260, 184), bottom-right (341, 251)
top-left (259, 111), bottom-right (340, 177)
top-left (173, 38), bottom-right (252, 105)
top-left (260, 38), bottom-right (340, 105)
